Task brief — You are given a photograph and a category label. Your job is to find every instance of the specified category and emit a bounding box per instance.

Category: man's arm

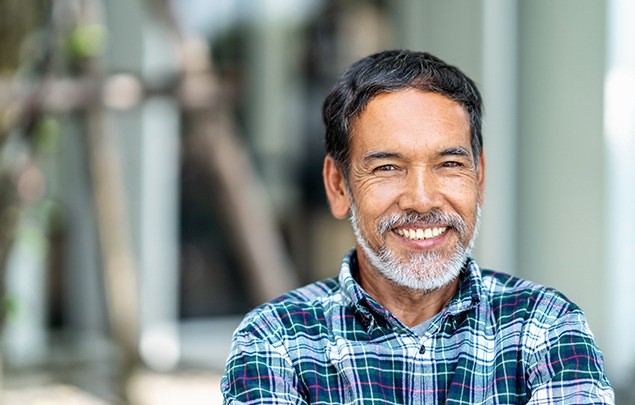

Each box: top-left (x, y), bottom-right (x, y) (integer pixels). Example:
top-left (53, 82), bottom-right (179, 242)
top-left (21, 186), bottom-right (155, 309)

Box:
top-left (525, 310), bottom-right (614, 404)
top-left (221, 331), bottom-right (307, 404)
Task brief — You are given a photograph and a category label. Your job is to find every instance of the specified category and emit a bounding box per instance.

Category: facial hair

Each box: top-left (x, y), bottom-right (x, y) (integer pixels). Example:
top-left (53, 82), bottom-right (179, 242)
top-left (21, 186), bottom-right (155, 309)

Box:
top-left (350, 204), bottom-right (481, 292)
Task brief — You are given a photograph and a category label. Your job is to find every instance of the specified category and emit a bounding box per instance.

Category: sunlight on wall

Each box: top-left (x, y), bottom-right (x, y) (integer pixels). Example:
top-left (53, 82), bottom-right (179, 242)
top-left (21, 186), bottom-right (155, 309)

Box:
top-left (605, 0), bottom-right (635, 385)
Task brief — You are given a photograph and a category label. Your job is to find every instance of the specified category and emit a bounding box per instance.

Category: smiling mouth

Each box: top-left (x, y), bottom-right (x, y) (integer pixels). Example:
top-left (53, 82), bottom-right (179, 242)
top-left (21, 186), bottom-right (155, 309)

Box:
top-left (394, 226), bottom-right (448, 241)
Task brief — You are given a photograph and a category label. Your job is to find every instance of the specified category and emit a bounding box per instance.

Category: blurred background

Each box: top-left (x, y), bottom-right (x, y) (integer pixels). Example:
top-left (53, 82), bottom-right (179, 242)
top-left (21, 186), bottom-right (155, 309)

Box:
top-left (0, 0), bottom-right (634, 403)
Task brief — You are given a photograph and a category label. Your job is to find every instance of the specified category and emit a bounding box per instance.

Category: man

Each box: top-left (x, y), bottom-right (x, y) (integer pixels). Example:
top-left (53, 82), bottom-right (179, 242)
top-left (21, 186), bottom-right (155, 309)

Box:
top-left (221, 50), bottom-right (614, 404)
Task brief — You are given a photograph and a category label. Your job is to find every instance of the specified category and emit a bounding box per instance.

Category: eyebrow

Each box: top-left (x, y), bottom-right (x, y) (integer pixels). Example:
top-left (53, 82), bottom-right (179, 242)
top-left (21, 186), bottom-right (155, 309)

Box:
top-left (362, 147), bottom-right (473, 163)
top-left (363, 151), bottom-right (404, 162)
top-left (438, 147), bottom-right (472, 159)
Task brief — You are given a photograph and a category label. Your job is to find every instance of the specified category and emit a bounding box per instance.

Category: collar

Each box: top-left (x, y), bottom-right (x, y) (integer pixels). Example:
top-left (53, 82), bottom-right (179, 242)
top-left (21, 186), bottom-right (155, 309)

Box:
top-left (338, 248), bottom-right (483, 331)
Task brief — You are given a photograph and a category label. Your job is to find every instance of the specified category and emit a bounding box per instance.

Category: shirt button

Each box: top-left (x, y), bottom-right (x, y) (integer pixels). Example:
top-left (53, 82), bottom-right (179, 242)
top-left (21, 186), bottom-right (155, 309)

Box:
top-left (419, 345), bottom-right (426, 354)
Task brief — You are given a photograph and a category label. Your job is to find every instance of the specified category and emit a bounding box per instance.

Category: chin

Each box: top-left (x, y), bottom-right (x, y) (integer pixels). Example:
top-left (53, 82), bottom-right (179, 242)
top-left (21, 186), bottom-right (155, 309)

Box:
top-left (359, 239), bottom-right (468, 292)
top-left (375, 252), bottom-right (465, 292)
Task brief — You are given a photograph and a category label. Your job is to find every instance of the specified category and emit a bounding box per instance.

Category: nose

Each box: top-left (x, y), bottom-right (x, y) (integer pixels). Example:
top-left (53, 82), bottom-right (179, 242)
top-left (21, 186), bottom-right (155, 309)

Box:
top-left (398, 168), bottom-right (442, 213)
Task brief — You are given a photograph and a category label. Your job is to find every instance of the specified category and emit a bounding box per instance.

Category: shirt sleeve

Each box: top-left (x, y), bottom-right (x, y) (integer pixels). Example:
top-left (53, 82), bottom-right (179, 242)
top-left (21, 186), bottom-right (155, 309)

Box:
top-left (525, 310), bottom-right (615, 404)
top-left (221, 331), bottom-right (307, 404)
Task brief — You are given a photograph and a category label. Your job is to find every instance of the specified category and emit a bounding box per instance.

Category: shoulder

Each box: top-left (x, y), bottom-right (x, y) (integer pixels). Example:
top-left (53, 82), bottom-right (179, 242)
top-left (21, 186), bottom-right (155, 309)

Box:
top-left (222, 280), bottom-right (343, 403)
top-left (477, 271), bottom-right (615, 400)
top-left (233, 277), bottom-right (344, 342)
top-left (479, 269), bottom-right (582, 330)
top-left (477, 269), bottom-right (606, 375)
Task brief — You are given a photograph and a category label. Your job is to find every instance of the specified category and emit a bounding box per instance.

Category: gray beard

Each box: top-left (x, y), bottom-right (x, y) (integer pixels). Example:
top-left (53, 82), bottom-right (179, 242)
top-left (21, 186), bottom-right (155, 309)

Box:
top-left (350, 204), bottom-right (481, 292)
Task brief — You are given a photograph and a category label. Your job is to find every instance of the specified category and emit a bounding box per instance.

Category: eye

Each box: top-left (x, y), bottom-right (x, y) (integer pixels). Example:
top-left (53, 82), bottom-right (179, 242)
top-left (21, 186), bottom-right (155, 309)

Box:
top-left (441, 161), bottom-right (462, 168)
top-left (374, 164), bottom-right (398, 172)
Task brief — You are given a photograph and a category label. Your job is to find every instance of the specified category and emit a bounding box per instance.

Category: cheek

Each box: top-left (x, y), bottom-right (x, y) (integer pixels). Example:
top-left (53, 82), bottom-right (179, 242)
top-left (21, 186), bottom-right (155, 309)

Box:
top-left (440, 179), bottom-right (480, 211)
top-left (354, 187), bottom-right (401, 233)
top-left (354, 178), bottom-right (402, 209)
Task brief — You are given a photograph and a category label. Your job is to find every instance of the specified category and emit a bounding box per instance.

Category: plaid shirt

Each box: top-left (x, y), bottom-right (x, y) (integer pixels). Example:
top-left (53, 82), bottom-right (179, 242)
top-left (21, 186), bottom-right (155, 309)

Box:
top-left (222, 249), bottom-right (614, 404)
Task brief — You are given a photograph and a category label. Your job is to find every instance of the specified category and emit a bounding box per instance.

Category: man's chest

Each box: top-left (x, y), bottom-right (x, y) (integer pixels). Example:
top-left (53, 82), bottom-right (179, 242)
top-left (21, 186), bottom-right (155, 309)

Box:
top-left (288, 327), bottom-right (529, 404)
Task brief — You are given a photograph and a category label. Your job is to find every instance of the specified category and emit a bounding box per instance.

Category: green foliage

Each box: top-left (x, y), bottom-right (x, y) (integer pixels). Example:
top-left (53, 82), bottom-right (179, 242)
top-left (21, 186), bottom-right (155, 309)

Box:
top-left (34, 117), bottom-right (62, 154)
top-left (2, 294), bottom-right (19, 321)
top-left (67, 24), bottom-right (108, 60)
top-left (16, 223), bottom-right (49, 260)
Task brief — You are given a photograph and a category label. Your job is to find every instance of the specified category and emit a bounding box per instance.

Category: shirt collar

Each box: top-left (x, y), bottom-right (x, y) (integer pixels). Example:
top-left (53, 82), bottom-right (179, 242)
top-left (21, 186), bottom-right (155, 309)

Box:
top-left (338, 249), bottom-right (367, 308)
top-left (445, 258), bottom-right (482, 315)
top-left (338, 248), bottom-right (483, 323)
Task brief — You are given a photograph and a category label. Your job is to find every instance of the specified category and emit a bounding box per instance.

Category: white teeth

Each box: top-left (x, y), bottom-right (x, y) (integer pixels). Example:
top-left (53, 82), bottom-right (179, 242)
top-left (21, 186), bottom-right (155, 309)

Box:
top-left (395, 226), bottom-right (447, 241)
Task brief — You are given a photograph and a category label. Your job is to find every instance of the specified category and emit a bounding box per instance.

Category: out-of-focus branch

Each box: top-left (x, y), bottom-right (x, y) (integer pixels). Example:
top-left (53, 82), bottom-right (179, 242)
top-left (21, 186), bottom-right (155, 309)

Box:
top-left (73, 1), bottom-right (141, 401)
top-left (154, 0), bottom-right (300, 302)
top-left (84, 99), bottom-right (141, 371)
top-left (0, 65), bottom-right (298, 302)
top-left (0, 73), bottom-right (223, 145)
top-left (148, 0), bottom-right (301, 302)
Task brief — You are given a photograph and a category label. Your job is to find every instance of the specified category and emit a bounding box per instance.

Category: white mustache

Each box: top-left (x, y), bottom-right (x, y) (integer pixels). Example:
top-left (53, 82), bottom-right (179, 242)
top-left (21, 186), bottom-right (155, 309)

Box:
top-left (376, 209), bottom-right (469, 237)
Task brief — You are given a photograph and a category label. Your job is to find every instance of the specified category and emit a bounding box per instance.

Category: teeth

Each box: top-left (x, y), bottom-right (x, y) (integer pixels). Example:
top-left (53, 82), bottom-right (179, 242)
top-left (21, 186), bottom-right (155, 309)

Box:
top-left (395, 227), bottom-right (447, 241)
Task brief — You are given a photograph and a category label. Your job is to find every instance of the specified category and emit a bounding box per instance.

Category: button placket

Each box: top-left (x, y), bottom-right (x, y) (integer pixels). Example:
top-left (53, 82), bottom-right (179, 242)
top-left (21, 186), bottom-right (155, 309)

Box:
top-left (417, 335), bottom-right (431, 357)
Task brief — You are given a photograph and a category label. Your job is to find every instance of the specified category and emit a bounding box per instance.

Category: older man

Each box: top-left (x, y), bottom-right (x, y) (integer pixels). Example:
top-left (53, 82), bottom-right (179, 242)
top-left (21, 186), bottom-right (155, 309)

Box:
top-left (221, 50), bottom-right (613, 404)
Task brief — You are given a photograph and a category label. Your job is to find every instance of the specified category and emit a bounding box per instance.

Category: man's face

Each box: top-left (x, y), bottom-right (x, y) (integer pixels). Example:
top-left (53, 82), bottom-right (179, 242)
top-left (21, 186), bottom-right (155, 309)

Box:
top-left (343, 89), bottom-right (484, 291)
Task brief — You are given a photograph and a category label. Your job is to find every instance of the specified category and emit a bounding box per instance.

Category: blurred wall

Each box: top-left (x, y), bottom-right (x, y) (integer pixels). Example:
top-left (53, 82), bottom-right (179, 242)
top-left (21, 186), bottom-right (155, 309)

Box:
top-left (517, 0), bottom-right (607, 354)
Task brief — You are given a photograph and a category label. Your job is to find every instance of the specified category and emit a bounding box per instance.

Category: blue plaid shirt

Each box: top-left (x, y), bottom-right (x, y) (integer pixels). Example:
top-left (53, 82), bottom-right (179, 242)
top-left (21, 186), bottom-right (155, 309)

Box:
top-left (222, 249), bottom-right (614, 404)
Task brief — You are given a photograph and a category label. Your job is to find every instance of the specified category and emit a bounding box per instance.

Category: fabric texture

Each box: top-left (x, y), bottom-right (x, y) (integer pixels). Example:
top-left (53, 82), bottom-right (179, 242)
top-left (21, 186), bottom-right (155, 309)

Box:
top-left (222, 249), bottom-right (614, 404)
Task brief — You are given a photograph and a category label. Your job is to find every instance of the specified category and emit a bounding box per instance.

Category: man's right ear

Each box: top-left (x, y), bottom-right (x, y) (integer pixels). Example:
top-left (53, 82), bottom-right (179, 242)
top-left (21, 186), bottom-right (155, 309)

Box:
top-left (323, 155), bottom-right (352, 219)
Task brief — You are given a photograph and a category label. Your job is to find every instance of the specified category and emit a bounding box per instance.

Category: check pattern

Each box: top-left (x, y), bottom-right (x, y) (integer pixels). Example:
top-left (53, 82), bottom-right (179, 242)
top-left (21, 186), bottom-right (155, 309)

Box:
top-left (222, 249), bottom-right (614, 404)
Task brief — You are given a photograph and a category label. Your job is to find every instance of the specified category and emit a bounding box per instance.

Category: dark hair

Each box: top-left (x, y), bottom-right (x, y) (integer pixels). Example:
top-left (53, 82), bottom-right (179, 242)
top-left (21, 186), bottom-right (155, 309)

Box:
top-left (322, 50), bottom-right (483, 176)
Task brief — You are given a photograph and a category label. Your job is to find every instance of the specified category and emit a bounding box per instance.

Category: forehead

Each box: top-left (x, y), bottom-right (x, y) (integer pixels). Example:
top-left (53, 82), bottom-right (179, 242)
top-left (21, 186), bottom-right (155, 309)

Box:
top-left (349, 89), bottom-right (471, 155)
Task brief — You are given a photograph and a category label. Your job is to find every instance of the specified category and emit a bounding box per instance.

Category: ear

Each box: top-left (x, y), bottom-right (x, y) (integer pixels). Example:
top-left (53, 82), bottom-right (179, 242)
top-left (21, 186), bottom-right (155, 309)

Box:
top-left (323, 155), bottom-right (352, 219)
top-left (477, 152), bottom-right (486, 205)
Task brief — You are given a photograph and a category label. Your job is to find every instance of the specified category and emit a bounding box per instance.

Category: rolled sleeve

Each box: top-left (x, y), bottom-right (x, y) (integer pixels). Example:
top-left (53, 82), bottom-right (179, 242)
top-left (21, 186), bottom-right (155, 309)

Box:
top-left (526, 311), bottom-right (614, 404)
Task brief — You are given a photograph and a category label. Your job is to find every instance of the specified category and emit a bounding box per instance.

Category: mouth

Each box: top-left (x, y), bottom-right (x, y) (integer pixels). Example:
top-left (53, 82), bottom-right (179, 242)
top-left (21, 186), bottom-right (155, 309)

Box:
top-left (393, 226), bottom-right (448, 241)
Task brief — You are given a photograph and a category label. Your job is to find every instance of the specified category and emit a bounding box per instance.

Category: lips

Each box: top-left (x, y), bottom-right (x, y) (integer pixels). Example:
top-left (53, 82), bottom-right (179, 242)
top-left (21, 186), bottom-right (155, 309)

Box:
top-left (394, 226), bottom-right (448, 241)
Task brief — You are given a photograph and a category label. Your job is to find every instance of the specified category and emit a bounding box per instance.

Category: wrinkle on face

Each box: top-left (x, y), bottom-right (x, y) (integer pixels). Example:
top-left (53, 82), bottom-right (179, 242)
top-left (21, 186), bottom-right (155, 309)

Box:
top-left (344, 89), bottom-right (484, 306)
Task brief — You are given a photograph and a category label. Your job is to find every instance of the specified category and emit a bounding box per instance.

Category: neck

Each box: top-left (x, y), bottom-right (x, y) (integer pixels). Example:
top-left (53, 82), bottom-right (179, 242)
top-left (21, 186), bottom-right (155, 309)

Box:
top-left (355, 252), bottom-right (459, 327)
